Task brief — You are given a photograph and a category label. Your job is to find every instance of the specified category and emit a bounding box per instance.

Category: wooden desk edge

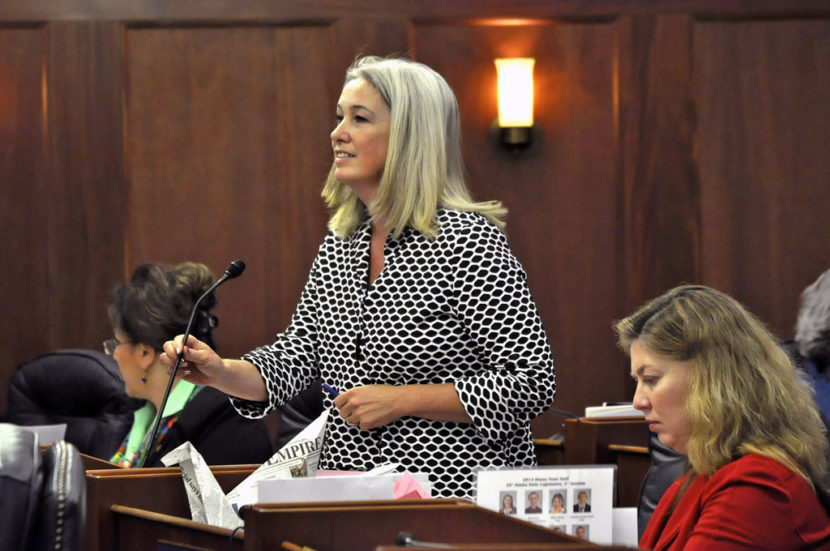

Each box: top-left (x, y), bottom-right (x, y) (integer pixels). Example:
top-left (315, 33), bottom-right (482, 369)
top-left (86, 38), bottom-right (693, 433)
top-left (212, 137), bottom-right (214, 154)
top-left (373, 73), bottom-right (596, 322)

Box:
top-left (246, 498), bottom-right (473, 513)
top-left (87, 465), bottom-right (259, 479)
top-left (533, 439), bottom-right (564, 447)
top-left (607, 444), bottom-right (649, 454)
top-left (574, 417), bottom-right (647, 424)
top-left (110, 504), bottom-right (244, 539)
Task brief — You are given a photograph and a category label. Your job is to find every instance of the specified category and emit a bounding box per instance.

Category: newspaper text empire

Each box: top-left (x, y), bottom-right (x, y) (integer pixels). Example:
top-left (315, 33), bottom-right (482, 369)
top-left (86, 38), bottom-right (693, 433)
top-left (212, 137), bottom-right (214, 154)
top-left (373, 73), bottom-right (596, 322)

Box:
top-left (270, 439), bottom-right (319, 465)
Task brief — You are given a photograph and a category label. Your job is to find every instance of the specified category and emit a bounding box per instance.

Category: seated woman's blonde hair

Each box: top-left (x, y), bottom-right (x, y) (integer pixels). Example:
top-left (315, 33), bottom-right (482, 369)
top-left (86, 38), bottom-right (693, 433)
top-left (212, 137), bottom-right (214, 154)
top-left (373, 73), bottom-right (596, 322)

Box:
top-left (615, 284), bottom-right (830, 497)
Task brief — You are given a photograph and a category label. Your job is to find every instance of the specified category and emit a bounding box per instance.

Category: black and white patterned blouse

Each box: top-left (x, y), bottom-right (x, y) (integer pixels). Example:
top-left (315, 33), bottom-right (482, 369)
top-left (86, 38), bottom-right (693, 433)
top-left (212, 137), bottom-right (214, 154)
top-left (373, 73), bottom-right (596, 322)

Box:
top-left (232, 208), bottom-right (555, 498)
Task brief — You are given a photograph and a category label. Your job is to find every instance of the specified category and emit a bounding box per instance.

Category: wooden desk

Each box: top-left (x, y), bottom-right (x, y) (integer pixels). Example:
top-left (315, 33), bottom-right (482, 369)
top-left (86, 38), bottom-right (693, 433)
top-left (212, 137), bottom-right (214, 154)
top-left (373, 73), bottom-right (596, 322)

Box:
top-left (607, 444), bottom-right (650, 507)
top-left (112, 505), bottom-right (243, 551)
top-left (534, 438), bottom-right (565, 466)
top-left (549, 418), bottom-right (650, 508)
top-left (240, 499), bottom-right (576, 549)
top-left (111, 499), bottom-right (636, 550)
top-left (564, 418), bottom-right (648, 465)
top-left (81, 452), bottom-right (121, 470)
top-left (92, 471), bottom-right (638, 550)
top-left (85, 464), bottom-right (257, 551)
top-left (84, 432), bottom-right (649, 551)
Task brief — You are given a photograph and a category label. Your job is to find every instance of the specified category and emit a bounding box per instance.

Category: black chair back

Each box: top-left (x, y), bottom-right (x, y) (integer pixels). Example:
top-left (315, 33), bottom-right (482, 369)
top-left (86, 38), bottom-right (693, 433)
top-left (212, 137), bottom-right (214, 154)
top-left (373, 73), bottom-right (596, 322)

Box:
top-left (5, 349), bottom-right (143, 458)
top-left (0, 424), bottom-right (86, 551)
top-left (0, 424), bottom-right (42, 551)
top-left (637, 431), bottom-right (689, 540)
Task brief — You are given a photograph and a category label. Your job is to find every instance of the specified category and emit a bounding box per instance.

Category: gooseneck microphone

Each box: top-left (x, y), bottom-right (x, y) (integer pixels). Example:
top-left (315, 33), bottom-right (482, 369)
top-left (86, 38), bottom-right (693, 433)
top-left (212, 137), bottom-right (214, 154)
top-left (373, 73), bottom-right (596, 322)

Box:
top-left (395, 532), bottom-right (452, 548)
top-left (137, 259), bottom-right (246, 468)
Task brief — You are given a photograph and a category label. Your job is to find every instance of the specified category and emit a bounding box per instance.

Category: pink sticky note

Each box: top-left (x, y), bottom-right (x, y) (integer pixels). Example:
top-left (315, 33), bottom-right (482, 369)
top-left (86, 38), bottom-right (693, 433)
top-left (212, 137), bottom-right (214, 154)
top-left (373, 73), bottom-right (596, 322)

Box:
top-left (393, 472), bottom-right (431, 500)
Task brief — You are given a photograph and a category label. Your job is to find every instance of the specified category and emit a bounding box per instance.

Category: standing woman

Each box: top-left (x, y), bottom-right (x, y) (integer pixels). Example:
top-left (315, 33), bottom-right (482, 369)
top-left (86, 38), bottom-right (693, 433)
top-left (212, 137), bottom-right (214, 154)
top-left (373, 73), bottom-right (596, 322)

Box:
top-left (617, 285), bottom-right (830, 550)
top-left (161, 56), bottom-right (556, 498)
top-left (106, 262), bottom-right (274, 467)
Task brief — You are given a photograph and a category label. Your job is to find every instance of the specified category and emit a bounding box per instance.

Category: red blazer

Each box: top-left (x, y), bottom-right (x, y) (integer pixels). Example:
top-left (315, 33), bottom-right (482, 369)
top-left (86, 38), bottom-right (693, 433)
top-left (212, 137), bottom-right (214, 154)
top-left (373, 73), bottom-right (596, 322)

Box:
top-left (641, 454), bottom-right (830, 551)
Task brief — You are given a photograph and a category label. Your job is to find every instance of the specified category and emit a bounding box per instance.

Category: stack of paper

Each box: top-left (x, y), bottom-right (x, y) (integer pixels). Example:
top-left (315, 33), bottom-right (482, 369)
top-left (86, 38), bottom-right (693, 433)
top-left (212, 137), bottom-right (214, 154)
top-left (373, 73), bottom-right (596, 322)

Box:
top-left (583, 404), bottom-right (644, 418)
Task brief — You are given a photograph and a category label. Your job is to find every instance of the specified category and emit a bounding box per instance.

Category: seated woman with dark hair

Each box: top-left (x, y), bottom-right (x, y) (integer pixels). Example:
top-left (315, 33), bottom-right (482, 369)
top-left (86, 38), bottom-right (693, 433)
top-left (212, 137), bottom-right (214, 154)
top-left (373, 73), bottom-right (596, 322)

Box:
top-left (617, 285), bottom-right (830, 550)
top-left (105, 262), bottom-right (274, 468)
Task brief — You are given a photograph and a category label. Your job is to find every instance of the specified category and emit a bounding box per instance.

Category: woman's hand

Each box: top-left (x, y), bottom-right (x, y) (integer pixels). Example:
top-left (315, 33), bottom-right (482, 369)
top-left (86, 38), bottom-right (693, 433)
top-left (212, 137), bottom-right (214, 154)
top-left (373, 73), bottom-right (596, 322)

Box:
top-left (333, 385), bottom-right (404, 430)
top-left (333, 383), bottom-right (472, 430)
top-left (161, 336), bottom-right (268, 401)
top-left (160, 334), bottom-right (225, 387)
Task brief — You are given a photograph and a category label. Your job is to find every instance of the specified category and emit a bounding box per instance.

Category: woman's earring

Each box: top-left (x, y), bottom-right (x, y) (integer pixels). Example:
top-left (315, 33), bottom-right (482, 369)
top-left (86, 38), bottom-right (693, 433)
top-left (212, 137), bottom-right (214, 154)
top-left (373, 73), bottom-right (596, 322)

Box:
top-left (140, 375), bottom-right (147, 385)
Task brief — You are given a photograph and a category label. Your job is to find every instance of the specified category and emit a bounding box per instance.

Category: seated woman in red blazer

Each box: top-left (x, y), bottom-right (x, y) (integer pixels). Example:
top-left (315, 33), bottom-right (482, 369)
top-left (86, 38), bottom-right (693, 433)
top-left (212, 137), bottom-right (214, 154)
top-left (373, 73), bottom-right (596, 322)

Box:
top-left (616, 285), bottom-right (830, 551)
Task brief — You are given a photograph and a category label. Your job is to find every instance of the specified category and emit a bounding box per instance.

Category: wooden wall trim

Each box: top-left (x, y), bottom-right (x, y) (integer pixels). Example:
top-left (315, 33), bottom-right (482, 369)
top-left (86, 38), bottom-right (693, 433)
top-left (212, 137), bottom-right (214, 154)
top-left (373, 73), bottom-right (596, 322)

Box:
top-left (3, 0), bottom-right (830, 23)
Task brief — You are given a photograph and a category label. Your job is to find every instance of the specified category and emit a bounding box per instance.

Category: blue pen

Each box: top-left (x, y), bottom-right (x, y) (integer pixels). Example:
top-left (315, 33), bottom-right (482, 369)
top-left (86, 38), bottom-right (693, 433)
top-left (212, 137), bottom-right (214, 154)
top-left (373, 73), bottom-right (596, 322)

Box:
top-left (322, 383), bottom-right (339, 397)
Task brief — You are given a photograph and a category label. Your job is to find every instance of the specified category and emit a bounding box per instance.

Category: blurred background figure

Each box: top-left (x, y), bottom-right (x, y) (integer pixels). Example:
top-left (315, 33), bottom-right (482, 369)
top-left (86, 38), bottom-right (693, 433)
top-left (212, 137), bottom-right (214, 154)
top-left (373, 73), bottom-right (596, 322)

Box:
top-left (785, 267), bottom-right (830, 423)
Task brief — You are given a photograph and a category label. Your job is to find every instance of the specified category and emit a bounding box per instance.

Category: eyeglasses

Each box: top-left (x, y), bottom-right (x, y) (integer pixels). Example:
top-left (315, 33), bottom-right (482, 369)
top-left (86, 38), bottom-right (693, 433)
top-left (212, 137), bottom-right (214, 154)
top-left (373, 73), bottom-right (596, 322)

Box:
top-left (103, 339), bottom-right (128, 356)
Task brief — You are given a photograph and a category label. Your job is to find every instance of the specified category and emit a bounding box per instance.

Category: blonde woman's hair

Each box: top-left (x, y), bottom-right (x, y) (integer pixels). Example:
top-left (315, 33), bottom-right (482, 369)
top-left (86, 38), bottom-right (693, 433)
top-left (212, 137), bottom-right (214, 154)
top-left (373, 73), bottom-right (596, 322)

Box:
top-left (615, 285), bottom-right (830, 496)
top-left (322, 55), bottom-right (506, 238)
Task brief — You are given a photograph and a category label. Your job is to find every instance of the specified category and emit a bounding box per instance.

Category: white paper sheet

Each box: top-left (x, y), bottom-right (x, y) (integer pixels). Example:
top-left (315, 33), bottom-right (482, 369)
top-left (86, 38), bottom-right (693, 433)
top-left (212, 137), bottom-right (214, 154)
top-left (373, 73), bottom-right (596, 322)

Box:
top-left (256, 471), bottom-right (432, 503)
top-left (612, 507), bottom-right (638, 546)
top-left (18, 423), bottom-right (67, 445)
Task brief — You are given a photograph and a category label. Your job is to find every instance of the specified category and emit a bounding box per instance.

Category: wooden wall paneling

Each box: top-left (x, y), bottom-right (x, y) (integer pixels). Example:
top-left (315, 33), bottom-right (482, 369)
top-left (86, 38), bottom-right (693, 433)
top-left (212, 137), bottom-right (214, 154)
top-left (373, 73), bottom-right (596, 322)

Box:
top-left (45, 22), bottom-right (127, 354)
top-left (328, 16), bottom-right (410, 81)
top-left (3, 0), bottom-right (830, 424)
top-left (618, 14), bottom-right (701, 313)
top-left (0, 25), bottom-right (49, 413)
top-left (412, 18), bottom-right (625, 428)
top-left (124, 24), bottom-right (334, 357)
top-left (694, 16), bottom-right (830, 337)
top-left (267, 24), bottom-right (342, 350)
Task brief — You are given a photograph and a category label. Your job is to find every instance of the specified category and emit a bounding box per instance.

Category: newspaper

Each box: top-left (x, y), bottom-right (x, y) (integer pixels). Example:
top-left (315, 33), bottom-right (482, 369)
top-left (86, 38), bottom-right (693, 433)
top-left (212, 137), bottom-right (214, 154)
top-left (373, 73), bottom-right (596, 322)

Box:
top-left (161, 409), bottom-right (329, 529)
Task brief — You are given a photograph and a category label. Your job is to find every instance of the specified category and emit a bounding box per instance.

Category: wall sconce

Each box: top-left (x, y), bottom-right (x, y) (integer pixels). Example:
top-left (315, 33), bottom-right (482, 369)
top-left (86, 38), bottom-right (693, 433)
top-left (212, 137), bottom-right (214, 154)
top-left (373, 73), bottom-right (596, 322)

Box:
top-left (495, 57), bottom-right (535, 150)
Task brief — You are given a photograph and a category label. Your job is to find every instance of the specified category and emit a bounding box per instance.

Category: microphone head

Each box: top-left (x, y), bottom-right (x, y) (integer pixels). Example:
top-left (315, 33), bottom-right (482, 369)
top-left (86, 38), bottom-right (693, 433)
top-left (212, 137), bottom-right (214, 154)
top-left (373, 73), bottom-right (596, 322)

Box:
top-left (224, 260), bottom-right (246, 279)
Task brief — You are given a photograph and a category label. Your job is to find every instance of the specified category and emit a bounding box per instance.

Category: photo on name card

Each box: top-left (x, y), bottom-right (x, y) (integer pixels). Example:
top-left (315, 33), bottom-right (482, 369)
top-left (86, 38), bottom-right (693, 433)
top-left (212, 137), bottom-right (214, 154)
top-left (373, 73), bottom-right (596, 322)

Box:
top-left (549, 489), bottom-right (567, 515)
top-left (573, 488), bottom-right (592, 513)
top-left (498, 490), bottom-right (517, 515)
top-left (524, 489), bottom-right (544, 514)
top-left (574, 524), bottom-right (590, 539)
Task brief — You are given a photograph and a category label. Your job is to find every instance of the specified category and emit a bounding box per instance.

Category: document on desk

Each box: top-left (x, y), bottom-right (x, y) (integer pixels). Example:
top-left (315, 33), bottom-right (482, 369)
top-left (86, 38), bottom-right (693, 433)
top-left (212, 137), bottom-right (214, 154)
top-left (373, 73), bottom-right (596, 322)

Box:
top-left (476, 465), bottom-right (616, 545)
top-left (584, 403), bottom-right (644, 418)
top-left (161, 409), bottom-right (329, 529)
top-left (17, 423), bottom-right (67, 445)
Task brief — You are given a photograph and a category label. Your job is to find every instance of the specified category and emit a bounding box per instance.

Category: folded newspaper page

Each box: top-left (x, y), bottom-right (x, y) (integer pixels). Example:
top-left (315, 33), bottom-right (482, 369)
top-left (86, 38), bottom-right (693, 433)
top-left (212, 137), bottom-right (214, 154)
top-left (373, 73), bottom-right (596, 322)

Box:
top-left (161, 408), bottom-right (329, 529)
top-left (160, 439), bottom-right (240, 528)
